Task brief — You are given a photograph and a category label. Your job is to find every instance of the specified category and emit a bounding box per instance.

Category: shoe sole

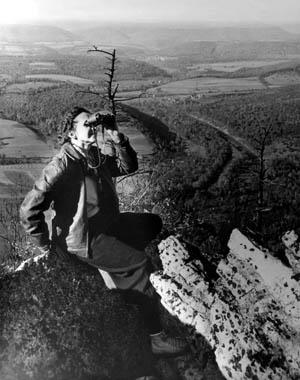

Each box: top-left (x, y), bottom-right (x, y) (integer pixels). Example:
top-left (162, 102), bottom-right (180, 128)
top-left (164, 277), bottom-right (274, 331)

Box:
top-left (152, 348), bottom-right (189, 358)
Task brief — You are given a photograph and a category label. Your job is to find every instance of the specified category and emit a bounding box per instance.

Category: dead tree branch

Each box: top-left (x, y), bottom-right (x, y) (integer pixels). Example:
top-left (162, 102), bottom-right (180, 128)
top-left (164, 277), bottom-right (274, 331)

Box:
top-left (88, 46), bottom-right (118, 117)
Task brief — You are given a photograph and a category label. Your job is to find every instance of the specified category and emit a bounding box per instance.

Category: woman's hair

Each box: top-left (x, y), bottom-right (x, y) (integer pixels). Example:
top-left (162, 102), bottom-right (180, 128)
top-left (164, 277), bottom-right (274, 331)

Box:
top-left (58, 106), bottom-right (90, 145)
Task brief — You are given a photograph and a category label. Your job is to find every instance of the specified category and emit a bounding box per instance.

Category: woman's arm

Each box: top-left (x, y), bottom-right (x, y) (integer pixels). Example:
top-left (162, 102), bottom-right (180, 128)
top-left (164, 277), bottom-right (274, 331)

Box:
top-left (105, 133), bottom-right (138, 177)
top-left (20, 156), bottom-right (65, 252)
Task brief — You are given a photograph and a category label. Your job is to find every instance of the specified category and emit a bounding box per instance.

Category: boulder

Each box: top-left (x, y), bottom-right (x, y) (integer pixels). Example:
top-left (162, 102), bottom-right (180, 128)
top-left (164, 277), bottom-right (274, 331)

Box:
top-left (150, 230), bottom-right (300, 380)
top-left (0, 251), bottom-right (153, 380)
top-left (282, 230), bottom-right (300, 275)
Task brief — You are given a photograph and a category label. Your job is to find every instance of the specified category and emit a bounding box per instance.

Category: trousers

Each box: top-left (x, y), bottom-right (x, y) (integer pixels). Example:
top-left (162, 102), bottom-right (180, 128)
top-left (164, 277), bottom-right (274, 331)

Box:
top-left (89, 212), bottom-right (163, 334)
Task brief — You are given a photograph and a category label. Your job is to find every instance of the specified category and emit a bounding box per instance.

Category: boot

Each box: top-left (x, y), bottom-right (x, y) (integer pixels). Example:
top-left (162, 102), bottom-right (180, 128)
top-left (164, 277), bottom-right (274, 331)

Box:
top-left (150, 331), bottom-right (188, 357)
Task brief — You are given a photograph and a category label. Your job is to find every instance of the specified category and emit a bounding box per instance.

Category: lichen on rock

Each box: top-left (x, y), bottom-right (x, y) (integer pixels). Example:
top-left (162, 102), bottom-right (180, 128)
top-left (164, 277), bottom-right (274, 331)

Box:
top-left (150, 230), bottom-right (300, 380)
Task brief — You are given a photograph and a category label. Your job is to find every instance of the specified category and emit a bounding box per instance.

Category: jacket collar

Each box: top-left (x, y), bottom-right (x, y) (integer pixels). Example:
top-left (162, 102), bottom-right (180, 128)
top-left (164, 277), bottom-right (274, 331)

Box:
top-left (62, 142), bottom-right (101, 161)
top-left (61, 142), bottom-right (87, 162)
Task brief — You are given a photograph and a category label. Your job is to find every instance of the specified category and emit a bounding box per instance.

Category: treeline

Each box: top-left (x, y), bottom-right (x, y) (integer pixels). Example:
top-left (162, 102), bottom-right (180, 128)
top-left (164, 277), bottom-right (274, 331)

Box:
top-left (185, 86), bottom-right (300, 147)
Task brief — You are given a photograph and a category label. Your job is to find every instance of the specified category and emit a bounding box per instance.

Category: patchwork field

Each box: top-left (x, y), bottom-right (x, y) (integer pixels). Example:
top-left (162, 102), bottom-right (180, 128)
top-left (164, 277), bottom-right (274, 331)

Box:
top-left (29, 61), bottom-right (56, 67)
top-left (25, 74), bottom-right (94, 85)
top-left (146, 76), bottom-right (264, 95)
top-left (187, 59), bottom-right (293, 72)
top-left (7, 81), bottom-right (61, 92)
top-left (29, 61), bottom-right (57, 71)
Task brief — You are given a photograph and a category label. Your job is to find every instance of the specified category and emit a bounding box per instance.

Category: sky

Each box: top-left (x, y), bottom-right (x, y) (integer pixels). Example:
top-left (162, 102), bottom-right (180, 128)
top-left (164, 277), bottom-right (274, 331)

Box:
top-left (0, 0), bottom-right (299, 25)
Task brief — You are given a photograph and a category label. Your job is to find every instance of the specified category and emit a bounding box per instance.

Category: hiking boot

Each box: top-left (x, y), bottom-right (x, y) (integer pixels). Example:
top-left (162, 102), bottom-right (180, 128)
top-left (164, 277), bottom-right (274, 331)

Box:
top-left (150, 331), bottom-right (188, 357)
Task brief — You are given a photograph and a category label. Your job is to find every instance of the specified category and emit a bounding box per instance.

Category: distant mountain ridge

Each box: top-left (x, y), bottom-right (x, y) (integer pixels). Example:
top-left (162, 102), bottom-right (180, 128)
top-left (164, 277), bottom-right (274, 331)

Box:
top-left (0, 25), bottom-right (78, 42)
top-left (0, 24), bottom-right (298, 46)
top-left (158, 40), bottom-right (300, 60)
top-left (74, 25), bottom-right (299, 49)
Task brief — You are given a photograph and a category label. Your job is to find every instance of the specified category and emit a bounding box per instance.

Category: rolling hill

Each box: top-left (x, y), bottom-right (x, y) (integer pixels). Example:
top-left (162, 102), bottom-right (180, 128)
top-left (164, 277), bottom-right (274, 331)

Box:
top-left (0, 24), bottom-right (78, 43)
top-left (73, 25), bottom-right (299, 49)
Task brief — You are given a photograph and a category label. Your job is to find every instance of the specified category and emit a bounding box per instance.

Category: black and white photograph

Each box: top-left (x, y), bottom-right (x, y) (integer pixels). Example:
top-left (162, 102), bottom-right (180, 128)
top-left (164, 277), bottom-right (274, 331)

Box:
top-left (0, 1), bottom-right (299, 379)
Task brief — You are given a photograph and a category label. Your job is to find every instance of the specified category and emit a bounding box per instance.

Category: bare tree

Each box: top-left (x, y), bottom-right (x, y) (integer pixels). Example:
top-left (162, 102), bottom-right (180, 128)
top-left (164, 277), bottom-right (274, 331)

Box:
top-left (79, 46), bottom-right (144, 112)
top-left (88, 46), bottom-right (119, 117)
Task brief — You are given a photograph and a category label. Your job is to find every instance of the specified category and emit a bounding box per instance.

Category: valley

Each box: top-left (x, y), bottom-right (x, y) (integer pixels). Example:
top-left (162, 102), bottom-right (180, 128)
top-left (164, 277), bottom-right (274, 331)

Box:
top-left (0, 21), bottom-right (299, 380)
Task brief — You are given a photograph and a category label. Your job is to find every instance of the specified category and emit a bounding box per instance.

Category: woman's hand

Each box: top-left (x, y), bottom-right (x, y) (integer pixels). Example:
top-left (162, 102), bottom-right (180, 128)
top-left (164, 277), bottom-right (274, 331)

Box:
top-left (106, 129), bottom-right (123, 144)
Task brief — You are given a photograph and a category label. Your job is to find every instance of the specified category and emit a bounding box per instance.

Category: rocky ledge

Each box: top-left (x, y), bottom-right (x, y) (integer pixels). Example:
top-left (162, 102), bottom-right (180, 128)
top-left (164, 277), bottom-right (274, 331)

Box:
top-left (150, 229), bottom-right (300, 380)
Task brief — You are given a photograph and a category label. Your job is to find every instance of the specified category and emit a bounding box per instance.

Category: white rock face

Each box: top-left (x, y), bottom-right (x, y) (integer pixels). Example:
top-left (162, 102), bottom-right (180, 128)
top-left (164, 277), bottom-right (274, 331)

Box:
top-left (282, 230), bottom-right (300, 275)
top-left (150, 230), bottom-right (300, 380)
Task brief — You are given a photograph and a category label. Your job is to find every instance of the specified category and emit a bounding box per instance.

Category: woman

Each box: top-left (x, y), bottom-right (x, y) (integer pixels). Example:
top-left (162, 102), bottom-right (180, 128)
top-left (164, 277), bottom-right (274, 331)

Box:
top-left (20, 106), bottom-right (187, 364)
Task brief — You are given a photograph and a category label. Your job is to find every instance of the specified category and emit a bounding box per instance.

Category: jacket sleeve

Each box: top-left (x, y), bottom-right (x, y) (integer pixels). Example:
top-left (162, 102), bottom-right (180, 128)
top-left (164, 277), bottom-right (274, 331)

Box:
top-left (19, 156), bottom-right (65, 249)
top-left (105, 134), bottom-right (138, 177)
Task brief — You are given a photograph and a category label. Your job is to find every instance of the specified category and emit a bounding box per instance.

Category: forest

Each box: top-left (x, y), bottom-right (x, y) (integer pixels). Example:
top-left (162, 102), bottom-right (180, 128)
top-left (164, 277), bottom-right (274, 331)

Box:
top-left (129, 86), bottom-right (300, 260)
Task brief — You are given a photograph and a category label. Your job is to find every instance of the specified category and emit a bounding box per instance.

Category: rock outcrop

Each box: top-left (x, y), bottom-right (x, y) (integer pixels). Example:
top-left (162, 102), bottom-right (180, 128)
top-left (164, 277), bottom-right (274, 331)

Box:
top-left (150, 229), bottom-right (300, 380)
top-left (0, 252), bottom-right (153, 380)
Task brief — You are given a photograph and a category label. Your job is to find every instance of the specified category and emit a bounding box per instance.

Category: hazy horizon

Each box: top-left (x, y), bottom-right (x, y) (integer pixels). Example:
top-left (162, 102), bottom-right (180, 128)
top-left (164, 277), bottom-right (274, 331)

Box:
top-left (0, 0), bottom-right (299, 26)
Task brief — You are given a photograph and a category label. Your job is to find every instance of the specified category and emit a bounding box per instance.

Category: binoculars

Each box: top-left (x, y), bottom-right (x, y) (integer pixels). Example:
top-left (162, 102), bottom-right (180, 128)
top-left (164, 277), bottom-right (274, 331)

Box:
top-left (84, 111), bottom-right (116, 130)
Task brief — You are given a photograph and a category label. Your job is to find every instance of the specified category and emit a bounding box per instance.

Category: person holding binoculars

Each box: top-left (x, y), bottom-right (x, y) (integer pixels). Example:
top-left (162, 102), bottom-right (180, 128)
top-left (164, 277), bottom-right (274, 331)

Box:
top-left (19, 106), bottom-right (187, 371)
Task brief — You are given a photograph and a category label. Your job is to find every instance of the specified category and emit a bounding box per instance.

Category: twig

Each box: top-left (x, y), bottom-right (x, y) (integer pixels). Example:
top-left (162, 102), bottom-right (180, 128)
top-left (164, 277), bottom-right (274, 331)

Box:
top-left (129, 183), bottom-right (152, 207)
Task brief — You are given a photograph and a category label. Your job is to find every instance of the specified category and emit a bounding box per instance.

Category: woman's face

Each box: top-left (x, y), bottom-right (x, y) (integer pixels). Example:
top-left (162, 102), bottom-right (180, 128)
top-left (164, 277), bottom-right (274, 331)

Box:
top-left (72, 112), bottom-right (97, 145)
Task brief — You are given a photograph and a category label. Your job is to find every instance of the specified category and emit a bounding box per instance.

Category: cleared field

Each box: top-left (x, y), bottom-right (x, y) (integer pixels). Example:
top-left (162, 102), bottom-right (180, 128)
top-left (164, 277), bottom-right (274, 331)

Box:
top-left (118, 79), bottom-right (164, 91)
top-left (29, 62), bottom-right (56, 67)
top-left (7, 81), bottom-right (60, 92)
top-left (0, 119), bottom-right (56, 158)
top-left (146, 77), bottom-right (264, 95)
top-left (25, 74), bottom-right (93, 85)
top-left (265, 71), bottom-right (300, 86)
top-left (0, 74), bottom-right (12, 80)
top-left (187, 59), bottom-right (293, 72)
top-left (0, 164), bottom-right (44, 198)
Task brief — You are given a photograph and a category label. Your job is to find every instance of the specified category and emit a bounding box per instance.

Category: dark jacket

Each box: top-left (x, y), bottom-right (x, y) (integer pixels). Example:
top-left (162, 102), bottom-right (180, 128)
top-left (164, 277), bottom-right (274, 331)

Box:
top-left (20, 139), bottom-right (138, 258)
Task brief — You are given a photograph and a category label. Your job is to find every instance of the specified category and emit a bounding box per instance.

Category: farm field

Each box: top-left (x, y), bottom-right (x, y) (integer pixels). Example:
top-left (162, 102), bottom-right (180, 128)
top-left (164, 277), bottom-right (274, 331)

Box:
top-left (117, 78), bottom-right (166, 91)
top-left (25, 74), bottom-right (94, 85)
top-left (29, 61), bottom-right (56, 67)
top-left (7, 81), bottom-right (61, 92)
top-left (0, 119), bottom-right (56, 158)
top-left (187, 59), bottom-right (295, 72)
top-left (265, 70), bottom-right (300, 86)
top-left (0, 164), bottom-right (44, 198)
top-left (29, 61), bottom-right (57, 71)
top-left (146, 76), bottom-right (264, 95)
